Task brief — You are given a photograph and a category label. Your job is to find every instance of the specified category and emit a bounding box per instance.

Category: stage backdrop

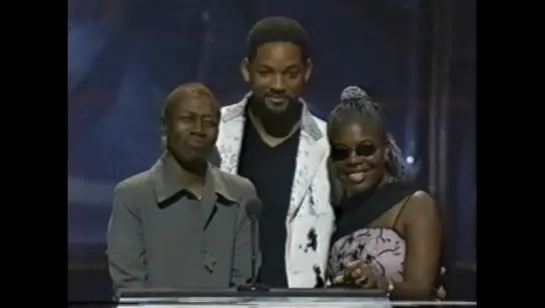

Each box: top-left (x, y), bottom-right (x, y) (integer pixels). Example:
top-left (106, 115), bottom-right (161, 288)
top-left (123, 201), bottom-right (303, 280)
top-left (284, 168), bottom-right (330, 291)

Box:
top-left (68, 0), bottom-right (475, 263)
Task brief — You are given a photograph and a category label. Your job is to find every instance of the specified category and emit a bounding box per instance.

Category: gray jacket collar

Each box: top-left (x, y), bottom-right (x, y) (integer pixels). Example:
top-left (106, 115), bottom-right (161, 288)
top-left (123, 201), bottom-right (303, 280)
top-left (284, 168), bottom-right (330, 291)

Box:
top-left (151, 152), bottom-right (236, 205)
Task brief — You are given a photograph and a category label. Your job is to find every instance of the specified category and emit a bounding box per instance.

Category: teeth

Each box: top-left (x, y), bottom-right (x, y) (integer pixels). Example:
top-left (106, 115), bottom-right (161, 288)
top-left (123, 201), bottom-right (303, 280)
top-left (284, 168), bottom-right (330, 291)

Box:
top-left (348, 172), bottom-right (365, 182)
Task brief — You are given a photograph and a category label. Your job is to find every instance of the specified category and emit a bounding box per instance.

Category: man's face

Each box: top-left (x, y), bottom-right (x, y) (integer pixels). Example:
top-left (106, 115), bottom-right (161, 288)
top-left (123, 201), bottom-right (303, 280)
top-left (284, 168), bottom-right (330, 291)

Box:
top-left (242, 42), bottom-right (312, 115)
top-left (164, 97), bottom-right (219, 164)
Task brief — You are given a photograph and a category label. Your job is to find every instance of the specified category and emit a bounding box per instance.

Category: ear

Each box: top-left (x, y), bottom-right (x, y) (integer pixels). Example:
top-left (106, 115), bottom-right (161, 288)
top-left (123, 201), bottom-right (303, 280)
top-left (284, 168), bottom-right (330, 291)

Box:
top-left (160, 116), bottom-right (167, 136)
top-left (384, 143), bottom-right (391, 161)
top-left (160, 116), bottom-right (167, 131)
top-left (160, 123), bottom-right (167, 149)
top-left (304, 59), bottom-right (313, 83)
top-left (161, 135), bottom-right (167, 149)
top-left (240, 58), bottom-right (251, 83)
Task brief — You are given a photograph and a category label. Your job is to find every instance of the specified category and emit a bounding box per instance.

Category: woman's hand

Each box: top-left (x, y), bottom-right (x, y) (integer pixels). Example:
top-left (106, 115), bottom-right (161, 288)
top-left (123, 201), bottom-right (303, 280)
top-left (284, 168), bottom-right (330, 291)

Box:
top-left (333, 260), bottom-right (388, 289)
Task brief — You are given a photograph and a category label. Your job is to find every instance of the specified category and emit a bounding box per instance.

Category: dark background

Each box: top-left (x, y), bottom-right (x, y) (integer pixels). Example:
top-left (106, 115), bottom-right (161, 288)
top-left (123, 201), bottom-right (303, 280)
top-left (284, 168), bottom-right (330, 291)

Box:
top-left (67, 0), bottom-right (475, 301)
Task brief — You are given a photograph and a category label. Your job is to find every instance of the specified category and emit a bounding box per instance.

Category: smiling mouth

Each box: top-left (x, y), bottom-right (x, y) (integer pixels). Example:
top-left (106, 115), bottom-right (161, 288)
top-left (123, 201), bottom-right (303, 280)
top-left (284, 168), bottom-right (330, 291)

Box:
top-left (188, 139), bottom-right (208, 148)
top-left (346, 170), bottom-right (369, 183)
top-left (266, 96), bottom-right (289, 105)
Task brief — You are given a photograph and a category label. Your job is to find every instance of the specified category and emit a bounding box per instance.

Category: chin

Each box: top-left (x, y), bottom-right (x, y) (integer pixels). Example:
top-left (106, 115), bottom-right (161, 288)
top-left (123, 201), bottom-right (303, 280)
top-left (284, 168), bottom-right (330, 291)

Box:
top-left (172, 148), bottom-right (202, 164)
top-left (180, 156), bottom-right (208, 173)
top-left (265, 104), bottom-right (289, 114)
top-left (347, 181), bottom-right (376, 195)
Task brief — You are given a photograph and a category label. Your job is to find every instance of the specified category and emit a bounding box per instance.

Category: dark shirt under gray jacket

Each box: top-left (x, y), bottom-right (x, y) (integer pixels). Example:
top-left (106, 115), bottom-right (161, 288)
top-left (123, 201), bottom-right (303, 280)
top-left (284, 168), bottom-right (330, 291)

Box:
top-left (107, 152), bottom-right (260, 292)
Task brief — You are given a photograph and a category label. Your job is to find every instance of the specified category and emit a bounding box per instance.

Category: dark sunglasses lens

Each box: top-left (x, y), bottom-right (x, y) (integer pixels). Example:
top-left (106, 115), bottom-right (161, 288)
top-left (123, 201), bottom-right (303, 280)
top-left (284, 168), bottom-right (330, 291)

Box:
top-left (331, 147), bottom-right (351, 161)
top-left (355, 144), bottom-right (377, 157)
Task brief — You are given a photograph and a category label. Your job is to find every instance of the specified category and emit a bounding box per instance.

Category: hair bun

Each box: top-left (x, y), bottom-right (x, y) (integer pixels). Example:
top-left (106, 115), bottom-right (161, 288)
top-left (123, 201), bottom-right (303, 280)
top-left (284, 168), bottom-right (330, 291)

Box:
top-left (340, 86), bottom-right (369, 102)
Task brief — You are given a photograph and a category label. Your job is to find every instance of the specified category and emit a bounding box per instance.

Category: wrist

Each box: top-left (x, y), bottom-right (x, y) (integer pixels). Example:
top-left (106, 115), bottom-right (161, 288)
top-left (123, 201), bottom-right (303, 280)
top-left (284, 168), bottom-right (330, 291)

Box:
top-left (378, 277), bottom-right (395, 297)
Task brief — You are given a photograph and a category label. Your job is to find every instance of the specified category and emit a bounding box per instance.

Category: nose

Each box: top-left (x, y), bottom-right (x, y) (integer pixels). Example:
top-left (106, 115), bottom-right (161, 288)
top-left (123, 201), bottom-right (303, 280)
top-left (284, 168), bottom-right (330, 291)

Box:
top-left (346, 150), bottom-right (363, 165)
top-left (270, 74), bottom-right (286, 93)
top-left (189, 120), bottom-right (205, 136)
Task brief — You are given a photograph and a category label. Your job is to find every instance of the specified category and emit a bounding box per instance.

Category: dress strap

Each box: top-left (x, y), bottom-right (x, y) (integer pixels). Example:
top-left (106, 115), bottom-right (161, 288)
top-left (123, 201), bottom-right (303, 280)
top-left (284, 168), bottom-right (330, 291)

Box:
top-left (391, 194), bottom-right (413, 229)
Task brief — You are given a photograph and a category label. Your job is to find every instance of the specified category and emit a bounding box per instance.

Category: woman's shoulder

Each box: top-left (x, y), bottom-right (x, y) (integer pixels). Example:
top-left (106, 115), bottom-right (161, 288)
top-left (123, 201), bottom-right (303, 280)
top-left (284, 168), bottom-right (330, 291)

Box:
top-left (399, 190), bottom-right (442, 226)
top-left (405, 190), bottom-right (438, 212)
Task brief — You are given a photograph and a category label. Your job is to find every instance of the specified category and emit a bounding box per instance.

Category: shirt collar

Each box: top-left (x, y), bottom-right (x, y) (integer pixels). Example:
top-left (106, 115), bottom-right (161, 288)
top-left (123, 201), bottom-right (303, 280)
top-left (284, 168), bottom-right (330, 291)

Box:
top-left (151, 151), bottom-right (237, 205)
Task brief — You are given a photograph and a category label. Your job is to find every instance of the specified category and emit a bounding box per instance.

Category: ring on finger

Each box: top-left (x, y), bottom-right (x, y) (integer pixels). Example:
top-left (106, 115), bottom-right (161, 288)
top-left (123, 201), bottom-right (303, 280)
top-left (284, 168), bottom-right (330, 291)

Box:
top-left (356, 275), bottom-right (368, 285)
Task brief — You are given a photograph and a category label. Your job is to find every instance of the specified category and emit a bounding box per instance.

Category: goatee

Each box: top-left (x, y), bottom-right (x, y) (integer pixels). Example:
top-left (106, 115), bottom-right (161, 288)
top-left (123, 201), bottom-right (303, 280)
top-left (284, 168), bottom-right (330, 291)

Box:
top-left (247, 96), bottom-right (302, 138)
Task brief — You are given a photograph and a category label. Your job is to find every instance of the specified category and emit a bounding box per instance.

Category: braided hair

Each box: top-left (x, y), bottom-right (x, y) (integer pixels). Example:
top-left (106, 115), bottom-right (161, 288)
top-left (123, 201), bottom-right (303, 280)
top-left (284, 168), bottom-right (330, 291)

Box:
top-left (328, 86), bottom-right (407, 182)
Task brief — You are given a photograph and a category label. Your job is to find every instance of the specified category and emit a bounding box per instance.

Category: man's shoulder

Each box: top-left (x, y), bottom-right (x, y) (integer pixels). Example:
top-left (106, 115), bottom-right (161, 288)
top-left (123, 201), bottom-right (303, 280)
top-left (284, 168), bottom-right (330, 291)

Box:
top-left (220, 100), bottom-right (246, 121)
top-left (220, 102), bottom-right (241, 114)
top-left (211, 167), bottom-right (257, 203)
top-left (114, 169), bottom-right (154, 195)
top-left (309, 113), bottom-right (327, 131)
top-left (303, 110), bottom-right (329, 152)
top-left (214, 167), bottom-right (255, 192)
top-left (302, 102), bottom-right (328, 141)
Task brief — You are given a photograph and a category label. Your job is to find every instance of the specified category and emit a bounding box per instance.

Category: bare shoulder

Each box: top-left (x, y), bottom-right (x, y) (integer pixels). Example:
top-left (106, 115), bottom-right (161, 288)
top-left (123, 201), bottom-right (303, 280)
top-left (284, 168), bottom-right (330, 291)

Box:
top-left (402, 190), bottom-right (442, 223)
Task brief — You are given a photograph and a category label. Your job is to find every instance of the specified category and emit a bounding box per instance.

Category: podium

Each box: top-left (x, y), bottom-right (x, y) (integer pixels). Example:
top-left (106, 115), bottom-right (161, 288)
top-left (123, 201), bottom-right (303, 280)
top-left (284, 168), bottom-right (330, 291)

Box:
top-left (117, 289), bottom-right (391, 308)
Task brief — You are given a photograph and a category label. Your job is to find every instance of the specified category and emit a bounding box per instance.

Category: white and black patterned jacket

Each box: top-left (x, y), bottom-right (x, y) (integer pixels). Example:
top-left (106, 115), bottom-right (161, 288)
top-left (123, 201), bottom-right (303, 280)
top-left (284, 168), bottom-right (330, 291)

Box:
top-left (211, 93), bottom-right (335, 288)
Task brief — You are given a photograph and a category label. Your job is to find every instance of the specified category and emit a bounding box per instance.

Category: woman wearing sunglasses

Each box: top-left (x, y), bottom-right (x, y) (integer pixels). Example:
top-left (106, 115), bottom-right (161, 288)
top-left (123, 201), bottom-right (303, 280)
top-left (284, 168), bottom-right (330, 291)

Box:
top-left (327, 86), bottom-right (445, 300)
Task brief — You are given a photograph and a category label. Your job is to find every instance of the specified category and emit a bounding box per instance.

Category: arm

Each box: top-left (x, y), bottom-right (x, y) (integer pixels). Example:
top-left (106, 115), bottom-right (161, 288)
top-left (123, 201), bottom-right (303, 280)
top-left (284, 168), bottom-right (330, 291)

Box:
top-left (386, 191), bottom-right (444, 300)
top-left (107, 183), bottom-right (147, 292)
top-left (230, 180), bottom-right (261, 286)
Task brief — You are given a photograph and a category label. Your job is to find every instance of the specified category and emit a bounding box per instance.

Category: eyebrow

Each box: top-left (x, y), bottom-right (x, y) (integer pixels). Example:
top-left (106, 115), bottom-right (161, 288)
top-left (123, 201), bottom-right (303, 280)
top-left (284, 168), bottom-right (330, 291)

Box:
top-left (332, 139), bottom-right (376, 147)
top-left (177, 110), bottom-right (218, 117)
top-left (284, 64), bottom-right (300, 70)
top-left (257, 64), bottom-right (301, 71)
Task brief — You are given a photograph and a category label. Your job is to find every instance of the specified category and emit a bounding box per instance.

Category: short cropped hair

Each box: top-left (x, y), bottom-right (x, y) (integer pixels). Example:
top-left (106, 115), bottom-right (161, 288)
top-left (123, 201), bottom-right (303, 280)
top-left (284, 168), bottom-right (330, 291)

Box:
top-left (247, 17), bottom-right (309, 61)
top-left (162, 83), bottom-right (219, 121)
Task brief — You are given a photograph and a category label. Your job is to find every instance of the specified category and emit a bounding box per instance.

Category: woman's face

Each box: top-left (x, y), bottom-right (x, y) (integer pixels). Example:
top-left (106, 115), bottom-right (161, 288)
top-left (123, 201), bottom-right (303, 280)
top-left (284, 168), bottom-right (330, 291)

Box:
top-left (330, 122), bottom-right (388, 195)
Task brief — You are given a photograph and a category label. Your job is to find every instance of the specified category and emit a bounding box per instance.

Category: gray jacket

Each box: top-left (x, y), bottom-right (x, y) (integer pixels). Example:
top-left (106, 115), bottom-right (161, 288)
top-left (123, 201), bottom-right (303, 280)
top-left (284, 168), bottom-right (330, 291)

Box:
top-left (107, 152), bottom-right (261, 292)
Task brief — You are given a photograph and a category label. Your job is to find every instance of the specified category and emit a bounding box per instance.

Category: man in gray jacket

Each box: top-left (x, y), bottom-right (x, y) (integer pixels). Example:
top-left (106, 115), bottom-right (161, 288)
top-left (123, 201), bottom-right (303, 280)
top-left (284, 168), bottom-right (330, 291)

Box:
top-left (107, 83), bottom-right (260, 291)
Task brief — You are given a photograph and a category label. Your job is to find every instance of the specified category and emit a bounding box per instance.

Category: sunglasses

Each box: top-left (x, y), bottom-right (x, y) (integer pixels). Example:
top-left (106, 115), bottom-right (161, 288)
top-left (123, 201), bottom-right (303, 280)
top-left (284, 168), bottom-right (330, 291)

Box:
top-left (330, 144), bottom-right (378, 161)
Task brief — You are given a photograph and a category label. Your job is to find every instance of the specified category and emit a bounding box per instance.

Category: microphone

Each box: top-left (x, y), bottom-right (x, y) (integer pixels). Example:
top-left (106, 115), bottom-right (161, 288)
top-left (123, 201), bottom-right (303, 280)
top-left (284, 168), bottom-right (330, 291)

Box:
top-left (237, 198), bottom-right (269, 292)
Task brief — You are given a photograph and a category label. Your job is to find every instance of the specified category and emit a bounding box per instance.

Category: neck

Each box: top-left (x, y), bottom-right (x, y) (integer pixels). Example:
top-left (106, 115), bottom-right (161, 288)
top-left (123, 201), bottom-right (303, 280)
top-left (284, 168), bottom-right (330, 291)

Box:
top-left (248, 108), bottom-right (301, 143)
top-left (346, 174), bottom-right (393, 200)
top-left (167, 151), bottom-right (207, 188)
top-left (180, 165), bottom-right (206, 188)
top-left (247, 96), bottom-right (302, 139)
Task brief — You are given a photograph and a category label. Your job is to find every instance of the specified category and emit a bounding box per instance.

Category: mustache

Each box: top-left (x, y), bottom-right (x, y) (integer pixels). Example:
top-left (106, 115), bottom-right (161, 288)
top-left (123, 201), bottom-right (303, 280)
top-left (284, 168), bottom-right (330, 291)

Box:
top-left (265, 93), bottom-right (290, 99)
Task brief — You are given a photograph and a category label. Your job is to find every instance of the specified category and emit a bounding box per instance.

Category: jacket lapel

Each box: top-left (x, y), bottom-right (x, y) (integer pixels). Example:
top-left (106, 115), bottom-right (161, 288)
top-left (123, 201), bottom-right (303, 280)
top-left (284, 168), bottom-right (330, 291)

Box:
top-left (287, 130), bottom-right (327, 222)
top-left (216, 101), bottom-right (246, 174)
top-left (217, 94), bottom-right (328, 223)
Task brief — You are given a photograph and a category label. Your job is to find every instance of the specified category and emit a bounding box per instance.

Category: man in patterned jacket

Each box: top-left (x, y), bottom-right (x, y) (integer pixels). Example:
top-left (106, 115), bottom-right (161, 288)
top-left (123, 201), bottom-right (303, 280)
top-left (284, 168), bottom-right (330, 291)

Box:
top-left (210, 17), bottom-right (336, 288)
